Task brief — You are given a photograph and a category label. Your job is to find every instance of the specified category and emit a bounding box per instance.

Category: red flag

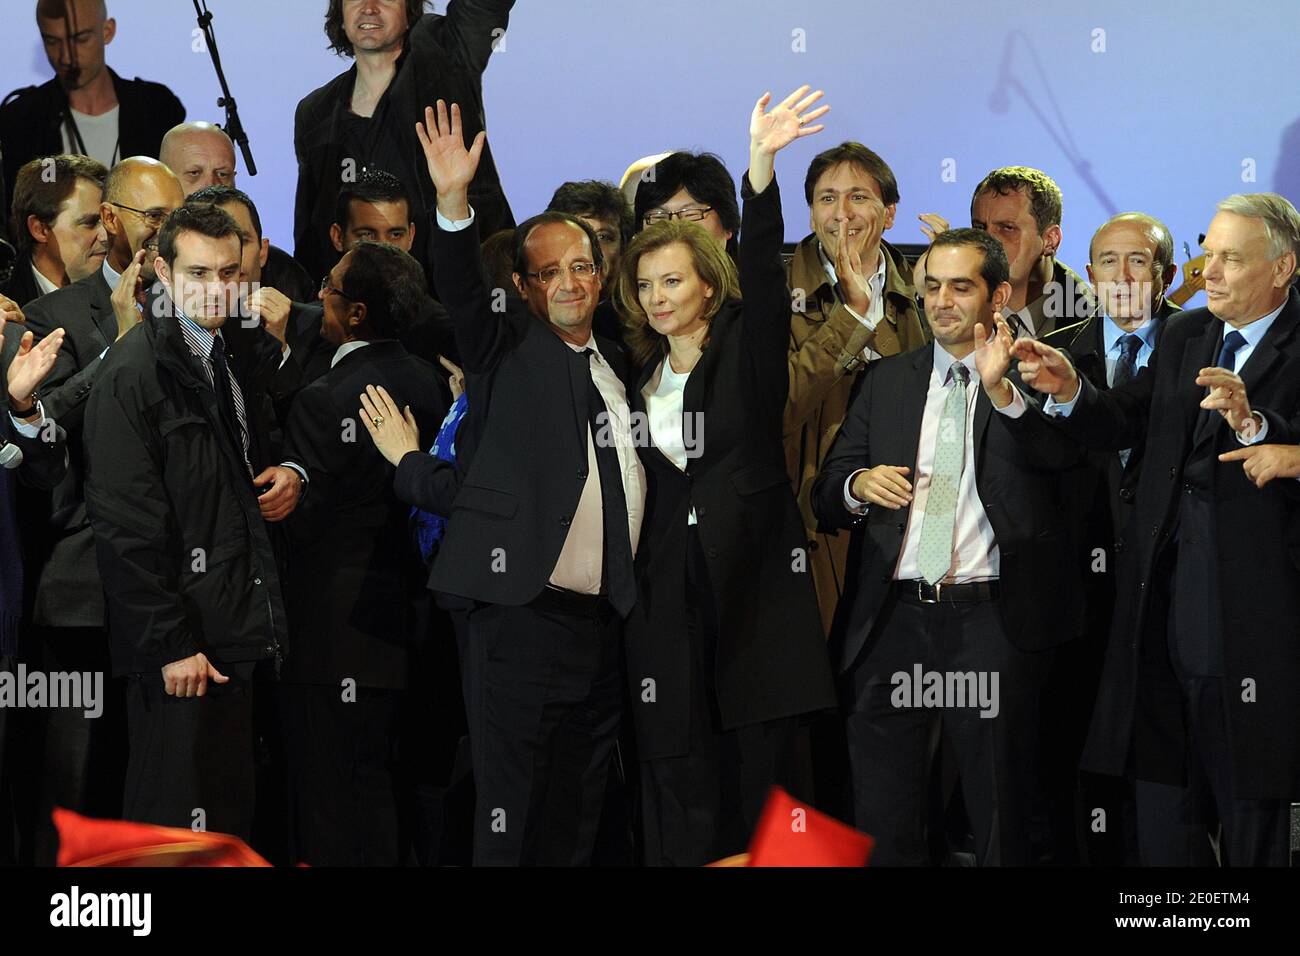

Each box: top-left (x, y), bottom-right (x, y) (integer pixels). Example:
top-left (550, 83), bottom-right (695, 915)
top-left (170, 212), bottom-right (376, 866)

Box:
top-left (54, 808), bottom-right (272, 867)
top-left (744, 786), bottom-right (874, 867)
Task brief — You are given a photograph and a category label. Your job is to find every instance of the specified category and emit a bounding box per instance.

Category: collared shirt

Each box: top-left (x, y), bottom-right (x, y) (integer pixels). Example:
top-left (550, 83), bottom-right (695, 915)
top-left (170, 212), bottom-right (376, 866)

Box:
top-left (101, 256), bottom-right (121, 290)
top-left (1101, 313), bottom-right (1160, 387)
top-left (437, 206), bottom-right (648, 596)
top-left (331, 339), bottom-right (371, 368)
top-left (176, 310), bottom-right (253, 472)
top-left (31, 263), bottom-right (59, 297)
top-left (843, 342), bottom-right (1027, 583)
top-left (819, 242), bottom-right (886, 360)
top-left (10, 402), bottom-right (47, 437)
top-left (1045, 299), bottom-right (1287, 446)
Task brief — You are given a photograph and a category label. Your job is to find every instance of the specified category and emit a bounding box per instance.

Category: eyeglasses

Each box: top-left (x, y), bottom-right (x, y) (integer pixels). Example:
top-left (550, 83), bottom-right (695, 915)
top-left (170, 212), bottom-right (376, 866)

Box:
top-left (320, 275), bottom-right (354, 300)
top-left (108, 201), bottom-right (170, 229)
top-left (643, 206), bottom-right (714, 226)
top-left (525, 262), bottom-right (599, 286)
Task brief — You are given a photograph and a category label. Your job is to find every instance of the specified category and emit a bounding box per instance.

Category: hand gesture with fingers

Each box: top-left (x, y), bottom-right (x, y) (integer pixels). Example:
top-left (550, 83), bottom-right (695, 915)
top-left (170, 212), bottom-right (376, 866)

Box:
top-left (1196, 366), bottom-right (1255, 436)
top-left (7, 326), bottom-right (65, 408)
top-left (1219, 444), bottom-right (1300, 487)
top-left (748, 85), bottom-right (829, 194)
top-left (835, 222), bottom-right (872, 316)
top-left (917, 213), bottom-right (949, 242)
top-left (438, 355), bottom-right (465, 401)
top-left (112, 248), bottom-right (147, 340)
top-left (359, 384), bottom-right (421, 467)
top-left (1012, 337), bottom-right (1079, 399)
top-left (974, 310), bottom-right (1016, 394)
top-left (416, 100), bottom-right (486, 220)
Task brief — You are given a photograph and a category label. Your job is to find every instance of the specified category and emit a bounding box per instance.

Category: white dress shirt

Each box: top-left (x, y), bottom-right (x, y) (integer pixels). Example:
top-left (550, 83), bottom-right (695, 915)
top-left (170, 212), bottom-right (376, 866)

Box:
top-left (843, 342), bottom-right (1027, 583)
top-left (31, 263), bottom-right (59, 297)
top-left (642, 356), bottom-right (697, 525)
top-left (331, 339), bottom-right (371, 368)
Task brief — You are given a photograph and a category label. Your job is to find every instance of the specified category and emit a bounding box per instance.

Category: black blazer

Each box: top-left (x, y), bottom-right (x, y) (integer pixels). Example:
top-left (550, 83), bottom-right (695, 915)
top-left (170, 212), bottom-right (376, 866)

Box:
top-left (20, 268), bottom-right (120, 627)
top-left (292, 6), bottom-right (515, 285)
top-left (0, 69), bottom-right (184, 216)
top-left (1062, 291), bottom-right (1300, 799)
top-left (624, 176), bottom-right (835, 760)
top-left (813, 344), bottom-right (1085, 672)
top-left (0, 255), bottom-right (44, 308)
top-left (424, 214), bottom-right (630, 607)
top-left (283, 340), bottom-right (446, 689)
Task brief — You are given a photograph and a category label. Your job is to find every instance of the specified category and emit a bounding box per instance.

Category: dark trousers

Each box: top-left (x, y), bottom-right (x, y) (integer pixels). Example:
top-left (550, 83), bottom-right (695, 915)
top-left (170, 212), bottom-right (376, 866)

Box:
top-left (640, 528), bottom-right (798, 867)
top-left (122, 662), bottom-right (257, 840)
top-left (464, 592), bottom-right (624, 866)
top-left (1135, 677), bottom-right (1290, 866)
top-left (281, 682), bottom-right (401, 866)
top-left (845, 591), bottom-right (1050, 866)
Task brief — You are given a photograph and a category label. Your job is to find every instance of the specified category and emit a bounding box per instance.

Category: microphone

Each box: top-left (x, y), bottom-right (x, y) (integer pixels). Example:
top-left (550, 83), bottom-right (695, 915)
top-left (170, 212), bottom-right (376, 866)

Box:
top-left (989, 33), bottom-right (1014, 114)
top-left (0, 438), bottom-right (24, 471)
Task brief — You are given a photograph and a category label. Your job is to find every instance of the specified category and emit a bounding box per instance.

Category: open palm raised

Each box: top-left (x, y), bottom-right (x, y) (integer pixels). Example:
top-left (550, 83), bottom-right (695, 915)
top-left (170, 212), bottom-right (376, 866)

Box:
top-left (749, 84), bottom-right (829, 156)
top-left (416, 99), bottom-right (486, 208)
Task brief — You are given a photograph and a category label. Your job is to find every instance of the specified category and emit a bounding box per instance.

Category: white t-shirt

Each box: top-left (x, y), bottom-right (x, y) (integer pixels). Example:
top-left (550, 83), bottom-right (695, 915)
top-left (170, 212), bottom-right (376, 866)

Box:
top-left (62, 106), bottom-right (121, 168)
top-left (643, 357), bottom-right (698, 526)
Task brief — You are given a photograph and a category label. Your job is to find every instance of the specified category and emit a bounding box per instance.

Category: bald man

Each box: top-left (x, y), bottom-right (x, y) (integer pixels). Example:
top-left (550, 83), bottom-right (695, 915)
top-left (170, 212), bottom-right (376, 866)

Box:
top-left (160, 122), bottom-right (237, 196)
top-left (0, 0), bottom-right (184, 216)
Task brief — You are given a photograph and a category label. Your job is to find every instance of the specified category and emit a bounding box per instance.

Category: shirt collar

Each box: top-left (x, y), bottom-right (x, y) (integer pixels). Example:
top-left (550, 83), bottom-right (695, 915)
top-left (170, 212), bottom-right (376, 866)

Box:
top-left (1230, 298), bottom-right (1287, 350)
top-left (331, 339), bottom-right (371, 368)
top-left (101, 257), bottom-right (121, 290)
top-left (1102, 314), bottom-right (1159, 355)
top-left (175, 305), bottom-right (221, 362)
top-left (31, 262), bottom-right (59, 297)
top-left (932, 340), bottom-right (976, 384)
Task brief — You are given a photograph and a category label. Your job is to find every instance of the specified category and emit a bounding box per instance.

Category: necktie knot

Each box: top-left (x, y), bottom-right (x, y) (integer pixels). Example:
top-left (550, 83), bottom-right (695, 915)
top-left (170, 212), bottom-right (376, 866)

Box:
top-left (1217, 330), bottom-right (1247, 372)
top-left (1118, 333), bottom-right (1141, 361)
top-left (949, 362), bottom-right (970, 386)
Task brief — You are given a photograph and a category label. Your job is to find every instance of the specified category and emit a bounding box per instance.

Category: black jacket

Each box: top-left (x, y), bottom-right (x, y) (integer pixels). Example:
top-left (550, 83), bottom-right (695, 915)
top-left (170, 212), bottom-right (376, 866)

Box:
top-left (813, 344), bottom-right (1085, 673)
top-left (0, 69), bottom-right (184, 223)
top-left (293, 4), bottom-right (515, 286)
top-left (624, 176), bottom-right (836, 759)
top-left (82, 302), bottom-right (290, 676)
top-left (21, 268), bottom-right (120, 626)
top-left (0, 254), bottom-right (45, 308)
top-left (1063, 292), bottom-right (1300, 798)
top-left (423, 211), bottom-right (630, 607)
top-left (283, 340), bottom-right (446, 689)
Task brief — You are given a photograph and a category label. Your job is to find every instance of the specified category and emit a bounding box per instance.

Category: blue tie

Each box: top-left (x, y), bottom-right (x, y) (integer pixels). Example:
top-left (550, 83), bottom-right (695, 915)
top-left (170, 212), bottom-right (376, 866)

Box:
top-left (1112, 333), bottom-right (1142, 389)
top-left (1216, 330), bottom-right (1246, 373)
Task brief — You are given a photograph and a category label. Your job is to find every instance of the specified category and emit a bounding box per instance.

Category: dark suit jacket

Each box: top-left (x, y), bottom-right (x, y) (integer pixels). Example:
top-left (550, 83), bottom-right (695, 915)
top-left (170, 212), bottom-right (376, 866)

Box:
top-left (262, 245), bottom-right (315, 304)
top-left (624, 176), bottom-right (836, 759)
top-left (0, 255), bottom-right (44, 308)
top-left (20, 268), bottom-right (121, 626)
top-left (0, 69), bottom-right (184, 219)
top-left (293, 5), bottom-right (515, 286)
top-left (813, 345), bottom-right (1085, 673)
top-left (423, 212), bottom-right (630, 607)
top-left (1061, 292), bottom-right (1300, 798)
top-left (283, 340), bottom-right (446, 689)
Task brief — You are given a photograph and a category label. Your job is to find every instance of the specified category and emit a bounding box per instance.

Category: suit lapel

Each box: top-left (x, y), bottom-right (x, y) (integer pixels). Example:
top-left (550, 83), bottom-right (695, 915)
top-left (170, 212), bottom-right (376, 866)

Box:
top-left (1237, 290), bottom-right (1300, 399)
top-left (1185, 316), bottom-right (1224, 453)
top-left (897, 347), bottom-right (932, 471)
top-left (88, 271), bottom-right (116, 350)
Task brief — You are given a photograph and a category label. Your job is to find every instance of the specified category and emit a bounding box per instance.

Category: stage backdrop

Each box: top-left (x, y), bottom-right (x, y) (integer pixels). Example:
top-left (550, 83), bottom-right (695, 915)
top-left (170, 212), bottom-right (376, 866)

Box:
top-left (4, 0), bottom-right (1299, 299)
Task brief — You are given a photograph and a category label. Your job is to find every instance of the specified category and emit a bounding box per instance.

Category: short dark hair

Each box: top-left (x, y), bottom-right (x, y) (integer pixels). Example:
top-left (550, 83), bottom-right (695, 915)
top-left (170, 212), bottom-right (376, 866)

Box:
top-left (633, 152), bottom-right (740, 255)
top-left (9, 154), bottom-right (107, 256)
top-left (927, 227), bottom-right (1010, 297)
top-left (971, 166), bottom-right (1063, 233)
top-left (335, 168), bottom-right (411, 232)
top-left (480, 228), bottom-right (518, 294)
top-left (323, 0), bottom-right (427, 57)
top-left (189, 184), bottom-right (262, 242)
top-left (511, 212), bottom-right (605, 282)
top-left (339, 241), bottom-right (427, 339)
top-left (803, 142), bottom-right (899, 207)
top-left (157, 203), bottom-right (243, 269)
top-left (547, 180), bottom-right (634, 249)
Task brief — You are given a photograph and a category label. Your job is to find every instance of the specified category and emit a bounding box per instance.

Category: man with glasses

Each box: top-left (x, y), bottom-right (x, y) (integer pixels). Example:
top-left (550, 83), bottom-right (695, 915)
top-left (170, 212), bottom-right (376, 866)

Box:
top-left (17, 156), bottom-right (182, 852)
top-left (406, 100), bottom-right (645, 865)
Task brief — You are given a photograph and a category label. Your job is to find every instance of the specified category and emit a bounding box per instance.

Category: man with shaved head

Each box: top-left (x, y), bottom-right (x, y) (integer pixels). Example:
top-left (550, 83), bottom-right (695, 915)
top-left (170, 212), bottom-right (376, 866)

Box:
top-left (16, 156), bottom-right (183, 842)
top-left (160, 121), bottom-right (237, 196)
top-left (0, 0), bottom-right (184, 212)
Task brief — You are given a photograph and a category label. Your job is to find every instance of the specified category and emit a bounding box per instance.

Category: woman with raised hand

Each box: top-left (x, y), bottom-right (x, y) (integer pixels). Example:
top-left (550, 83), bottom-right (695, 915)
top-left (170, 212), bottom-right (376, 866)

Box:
top-left (615, 86), bottom-right (838, 866)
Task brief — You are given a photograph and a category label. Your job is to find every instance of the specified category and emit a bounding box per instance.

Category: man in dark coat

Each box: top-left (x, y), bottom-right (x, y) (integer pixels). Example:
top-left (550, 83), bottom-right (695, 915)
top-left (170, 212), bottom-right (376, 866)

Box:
top-left (294, 0), bottom-right (515, 286)
top-left (83, 203), bottom-right (304, 839)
